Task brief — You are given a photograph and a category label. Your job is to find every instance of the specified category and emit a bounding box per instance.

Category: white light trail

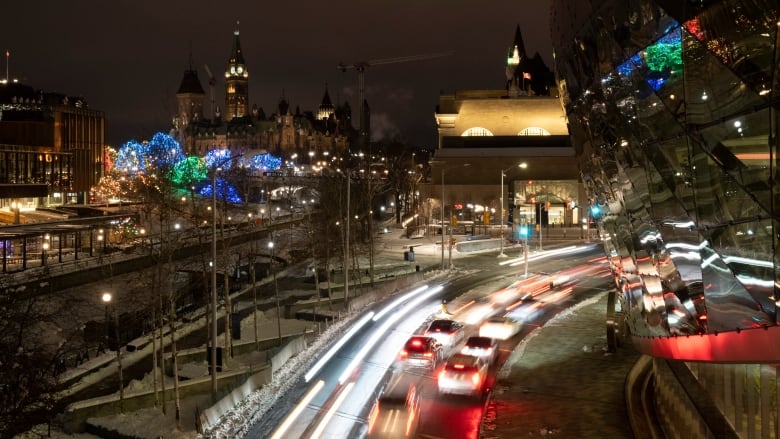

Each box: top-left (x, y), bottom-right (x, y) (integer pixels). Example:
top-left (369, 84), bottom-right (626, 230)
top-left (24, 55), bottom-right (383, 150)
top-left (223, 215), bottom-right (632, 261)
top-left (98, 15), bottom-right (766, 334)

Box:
top-left (373, 285), bottom-right (429, 321)
top-left (304, 312), bottom-right (375, 382)
top-left (508, 245), bottom-right (593, 267)
top-left (269, 380), bottom-right (325, 439)
top-left (310, 381), bottom-right (356, 439)
top-left (339, 285), bottom-right (444, 384)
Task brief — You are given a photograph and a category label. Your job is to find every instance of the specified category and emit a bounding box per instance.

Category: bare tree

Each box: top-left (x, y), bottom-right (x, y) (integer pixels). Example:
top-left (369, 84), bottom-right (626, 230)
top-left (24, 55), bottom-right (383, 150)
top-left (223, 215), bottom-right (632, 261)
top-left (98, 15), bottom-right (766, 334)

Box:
top-left (0, 279), bottom-right (73, 437)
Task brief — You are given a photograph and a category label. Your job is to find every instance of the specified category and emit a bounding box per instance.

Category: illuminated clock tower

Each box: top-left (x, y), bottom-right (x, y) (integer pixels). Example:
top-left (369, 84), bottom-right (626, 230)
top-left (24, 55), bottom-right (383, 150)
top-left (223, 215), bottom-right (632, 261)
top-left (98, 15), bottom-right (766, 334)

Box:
top-left (224, 25), bottom-right (249, 121)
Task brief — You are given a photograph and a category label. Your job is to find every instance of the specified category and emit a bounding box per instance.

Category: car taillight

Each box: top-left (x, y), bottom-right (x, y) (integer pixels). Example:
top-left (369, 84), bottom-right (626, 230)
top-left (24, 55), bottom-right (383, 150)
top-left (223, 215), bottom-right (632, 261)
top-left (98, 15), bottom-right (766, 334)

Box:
top-left (472, 372), bottom-right (481, 386)
top-left (485, 347), bottom-right (493, 356)
top-left (400, 350), bottom-right (408, 358)
top-left (461, 347), bottom-right (468, 354)
top-left (438, 370), bottom-right (446, 381)
top-left (424, 352), bottom-right (433, 358)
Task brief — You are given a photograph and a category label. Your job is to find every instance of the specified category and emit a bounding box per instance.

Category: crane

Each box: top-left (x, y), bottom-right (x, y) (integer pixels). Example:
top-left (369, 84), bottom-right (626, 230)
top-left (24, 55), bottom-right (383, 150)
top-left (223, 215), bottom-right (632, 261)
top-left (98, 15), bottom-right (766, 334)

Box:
top-left (338, 51), bottom-right (453, 147)
top-left (204, 64), bottom-right (217, 121)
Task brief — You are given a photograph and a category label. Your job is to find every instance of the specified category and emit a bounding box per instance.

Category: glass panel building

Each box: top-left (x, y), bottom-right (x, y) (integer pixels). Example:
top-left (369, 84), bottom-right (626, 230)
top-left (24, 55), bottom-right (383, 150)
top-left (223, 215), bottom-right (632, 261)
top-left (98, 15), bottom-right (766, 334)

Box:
top-left (551, 1), bottom-right (780, 436)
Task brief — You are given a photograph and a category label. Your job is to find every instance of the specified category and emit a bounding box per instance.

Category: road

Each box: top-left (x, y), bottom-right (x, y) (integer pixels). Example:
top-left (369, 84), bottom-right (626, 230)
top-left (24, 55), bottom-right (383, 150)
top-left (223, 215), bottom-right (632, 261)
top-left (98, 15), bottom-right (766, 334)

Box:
top-left (242, 243), bottom-right (609, 438)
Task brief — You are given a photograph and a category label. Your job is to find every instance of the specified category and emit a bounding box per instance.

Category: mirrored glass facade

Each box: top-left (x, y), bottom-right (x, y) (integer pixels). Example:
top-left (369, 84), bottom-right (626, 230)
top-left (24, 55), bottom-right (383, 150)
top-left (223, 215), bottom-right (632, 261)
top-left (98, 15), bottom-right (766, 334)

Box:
top-left (551, 0), bottom-right (780, 362)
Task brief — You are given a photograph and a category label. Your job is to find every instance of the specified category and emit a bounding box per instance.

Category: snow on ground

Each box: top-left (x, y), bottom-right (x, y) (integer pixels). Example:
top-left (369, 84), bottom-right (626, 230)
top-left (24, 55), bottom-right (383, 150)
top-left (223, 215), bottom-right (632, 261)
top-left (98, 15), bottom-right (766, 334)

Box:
top-left (203, 309), bottom-right (363, 438)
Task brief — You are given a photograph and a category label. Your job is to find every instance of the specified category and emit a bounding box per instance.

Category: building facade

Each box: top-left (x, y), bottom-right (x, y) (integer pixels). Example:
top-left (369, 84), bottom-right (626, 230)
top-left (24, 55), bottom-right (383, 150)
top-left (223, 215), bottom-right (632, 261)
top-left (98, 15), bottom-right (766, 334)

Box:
top-left (428, 25), bottom-right (582, 237)
top-left (551, 0), bottom-right (780, 436)
top-left (172, 27), bottom-right (355, 165)
top-left (0, 81), bottom-right (104, 220)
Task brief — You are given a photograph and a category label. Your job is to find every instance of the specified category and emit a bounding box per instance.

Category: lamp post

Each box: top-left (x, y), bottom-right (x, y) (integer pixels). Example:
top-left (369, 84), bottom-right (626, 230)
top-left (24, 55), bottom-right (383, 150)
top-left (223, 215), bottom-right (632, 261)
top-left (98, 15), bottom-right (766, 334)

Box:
top-left (10, 200), bottom-right (20, 224)
top-left (440, 170), bottom-right (445, 270)
top-left (269, 240), bottom-right (282, 345)
top-left (538, 201), bottom-right (543, 251)
top-left (208, 152), bottom-right (242, 398)
top-left (499, 162), bottom-right (527, 258)
top-left (102, 292), bottom-right (124, 411)
top-left (41, 241), bottom-right (49, 266)
top-left (210, 166), bottom-right (218, 397)
top-left (438, 163), bottom-right (470, 270)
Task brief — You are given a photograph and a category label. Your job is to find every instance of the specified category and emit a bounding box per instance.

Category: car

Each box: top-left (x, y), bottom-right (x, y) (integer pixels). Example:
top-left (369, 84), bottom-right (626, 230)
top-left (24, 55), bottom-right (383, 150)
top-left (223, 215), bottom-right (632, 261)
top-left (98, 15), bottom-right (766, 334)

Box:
top-left (506, 300), bottom-right (545, 324)
top-left (479, 315), bottom-right (522, 340)
top-left (460, 336), bottom-right (499, 365)
top-left (437, 353), bottom-right (489, 397)
top-left (424, 319), bottom-right (465, 348)
top-left (367, 374), bottom-right (421, 438)
top-left (549, 274), bottom-right (573, 289)
top-left (399, 336), bottom-right (443, 370)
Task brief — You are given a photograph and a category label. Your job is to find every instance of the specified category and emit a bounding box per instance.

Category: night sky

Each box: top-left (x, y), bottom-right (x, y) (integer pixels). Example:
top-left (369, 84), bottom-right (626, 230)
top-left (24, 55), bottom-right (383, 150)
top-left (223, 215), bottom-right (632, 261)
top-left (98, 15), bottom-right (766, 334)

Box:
top-left (3, 1), bottom-right (553, 148)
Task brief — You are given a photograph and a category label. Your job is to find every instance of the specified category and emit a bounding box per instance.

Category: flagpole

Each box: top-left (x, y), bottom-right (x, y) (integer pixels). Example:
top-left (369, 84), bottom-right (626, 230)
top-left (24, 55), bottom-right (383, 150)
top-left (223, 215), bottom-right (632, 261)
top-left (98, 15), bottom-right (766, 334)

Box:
top-left (5, 50), bottom-right (9, 83)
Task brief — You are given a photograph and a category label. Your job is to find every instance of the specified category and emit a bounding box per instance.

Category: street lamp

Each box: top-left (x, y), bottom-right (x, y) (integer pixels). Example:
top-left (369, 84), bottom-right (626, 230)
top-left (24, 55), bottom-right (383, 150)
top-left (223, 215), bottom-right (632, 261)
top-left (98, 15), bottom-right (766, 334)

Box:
top-left (10, 200), bottom-right (20, 224)
top-left (41, 241), bottom-right (49, 266)
top-left (439, 163), bottom-right (470, 270)
top-left (499, 162), bottom-right (527, 258)
top-left (269, 240), bottom-right (282, 345)
top-left (208, 152), bottom-right (243, 398)
top-left (101, 292), bottom-right (124, 411)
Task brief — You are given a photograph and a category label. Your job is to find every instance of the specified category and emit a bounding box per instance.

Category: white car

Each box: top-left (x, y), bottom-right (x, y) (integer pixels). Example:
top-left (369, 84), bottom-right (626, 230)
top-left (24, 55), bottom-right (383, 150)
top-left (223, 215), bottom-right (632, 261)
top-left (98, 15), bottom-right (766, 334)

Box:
top-left (424, 319), bottom-right (465, 348)
top-left (506, 300), bottom-right (545, 324)
top-left (437, 353), bottom-right (489, 397)
top-left (479, 315), bottom-right (522, 340)
top-left (461, 336), bottom-right (499, 365)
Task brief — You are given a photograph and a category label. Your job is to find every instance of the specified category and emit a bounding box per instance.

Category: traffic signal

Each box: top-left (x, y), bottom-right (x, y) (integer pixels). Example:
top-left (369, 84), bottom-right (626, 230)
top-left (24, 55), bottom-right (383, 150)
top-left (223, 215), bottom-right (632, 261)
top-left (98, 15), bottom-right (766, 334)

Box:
top-left (483, 211), bottom-right (490, 225)
top-left (519, 225), bottom-right (529, 238)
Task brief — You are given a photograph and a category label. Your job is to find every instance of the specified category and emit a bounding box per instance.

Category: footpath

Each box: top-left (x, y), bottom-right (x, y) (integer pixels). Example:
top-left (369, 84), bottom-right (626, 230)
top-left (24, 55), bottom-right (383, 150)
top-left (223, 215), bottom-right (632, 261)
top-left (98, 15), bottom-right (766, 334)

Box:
top-left (484, 293), bottom-right (647, 439)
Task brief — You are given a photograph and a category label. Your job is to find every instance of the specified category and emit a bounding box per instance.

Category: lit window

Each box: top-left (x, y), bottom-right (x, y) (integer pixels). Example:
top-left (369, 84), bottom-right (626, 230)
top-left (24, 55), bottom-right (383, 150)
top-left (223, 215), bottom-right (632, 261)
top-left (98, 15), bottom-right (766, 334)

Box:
top-left (518, 127), bottom-right (551, 136)
top-left (461, 127), bottom-right (494, 136)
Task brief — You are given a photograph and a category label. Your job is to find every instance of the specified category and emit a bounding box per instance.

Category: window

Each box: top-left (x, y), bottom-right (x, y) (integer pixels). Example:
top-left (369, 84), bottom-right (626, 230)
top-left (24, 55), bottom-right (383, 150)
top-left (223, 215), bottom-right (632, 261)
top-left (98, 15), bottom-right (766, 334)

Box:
top-left (518, 127), bottom-right (551, 136)
top-left (461, 127), bottom-right (493, 136)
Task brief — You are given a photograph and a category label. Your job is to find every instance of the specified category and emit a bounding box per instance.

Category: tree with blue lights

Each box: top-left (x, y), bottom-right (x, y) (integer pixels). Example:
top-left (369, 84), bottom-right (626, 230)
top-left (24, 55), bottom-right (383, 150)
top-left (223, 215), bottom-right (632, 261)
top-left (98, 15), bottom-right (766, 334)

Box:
top-left (204, 148), bottom-right (234, 170)
top-left (146, 132), bottom-right (186, 171)
top-left (241, 153), bottom-right (283, 173)
top-left (114, 133), bottom-right (185, 175)
top-left (198, 177), bottom-right (244, 204)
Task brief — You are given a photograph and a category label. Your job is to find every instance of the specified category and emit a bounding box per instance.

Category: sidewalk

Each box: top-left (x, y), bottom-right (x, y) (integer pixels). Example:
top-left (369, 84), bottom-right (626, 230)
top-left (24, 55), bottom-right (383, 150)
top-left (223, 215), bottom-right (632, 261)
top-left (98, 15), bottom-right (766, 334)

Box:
top-left (483, 292), bottom-right (643, 438)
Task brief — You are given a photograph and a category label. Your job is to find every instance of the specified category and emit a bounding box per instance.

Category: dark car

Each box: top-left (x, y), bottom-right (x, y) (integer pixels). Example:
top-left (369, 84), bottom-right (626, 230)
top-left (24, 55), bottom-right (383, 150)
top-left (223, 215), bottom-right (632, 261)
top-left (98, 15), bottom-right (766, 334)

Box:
top-left (399, 336), bottom-right (443, 370)
top-left (367, 374), bottom-right (421, 438)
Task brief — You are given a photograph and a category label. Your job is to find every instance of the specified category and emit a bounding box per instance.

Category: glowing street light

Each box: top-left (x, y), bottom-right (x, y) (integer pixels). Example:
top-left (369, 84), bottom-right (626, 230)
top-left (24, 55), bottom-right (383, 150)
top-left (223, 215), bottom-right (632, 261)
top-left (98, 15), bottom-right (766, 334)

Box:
top-left (269, 240), bottom-right (282, 345)
top-left (499, 162), bottom-right (527, 258)
top-left (101, 292), bottom-right (124, 411)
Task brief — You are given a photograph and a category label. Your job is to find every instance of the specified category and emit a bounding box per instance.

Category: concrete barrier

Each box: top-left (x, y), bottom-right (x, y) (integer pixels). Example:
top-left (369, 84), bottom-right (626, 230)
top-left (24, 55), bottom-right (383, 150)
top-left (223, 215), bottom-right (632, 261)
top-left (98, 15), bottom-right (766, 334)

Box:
top-left (66, 365), bottom-right (269, 434)
top-left (65, 334), bottom-right (309, 434)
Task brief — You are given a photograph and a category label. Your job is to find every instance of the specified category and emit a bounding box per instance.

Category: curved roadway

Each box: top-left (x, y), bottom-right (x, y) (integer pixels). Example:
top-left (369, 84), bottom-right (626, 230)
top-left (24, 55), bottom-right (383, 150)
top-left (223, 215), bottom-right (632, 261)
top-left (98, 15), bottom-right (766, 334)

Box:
top-left (242, 244), bottom-right (609, 439)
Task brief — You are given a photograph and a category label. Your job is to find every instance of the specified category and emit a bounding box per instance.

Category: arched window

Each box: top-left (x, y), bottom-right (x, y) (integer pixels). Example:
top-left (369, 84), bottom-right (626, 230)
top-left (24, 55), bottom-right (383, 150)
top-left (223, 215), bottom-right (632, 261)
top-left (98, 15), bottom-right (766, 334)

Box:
top-left (461, 127), bottom-right (494, 136)
top-left (518, 127), bottom-right (551, 136)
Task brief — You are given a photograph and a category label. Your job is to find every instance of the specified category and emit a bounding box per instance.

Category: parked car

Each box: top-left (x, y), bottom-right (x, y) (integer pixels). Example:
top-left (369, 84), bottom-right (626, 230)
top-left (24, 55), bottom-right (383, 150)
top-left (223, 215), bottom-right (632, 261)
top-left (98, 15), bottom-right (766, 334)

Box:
top-left (424, 319), bottom-right (466, 348)
top-left (399, 336), bottom-right (443, 371)
top-left (437, 353), bottom-right (489, 397)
